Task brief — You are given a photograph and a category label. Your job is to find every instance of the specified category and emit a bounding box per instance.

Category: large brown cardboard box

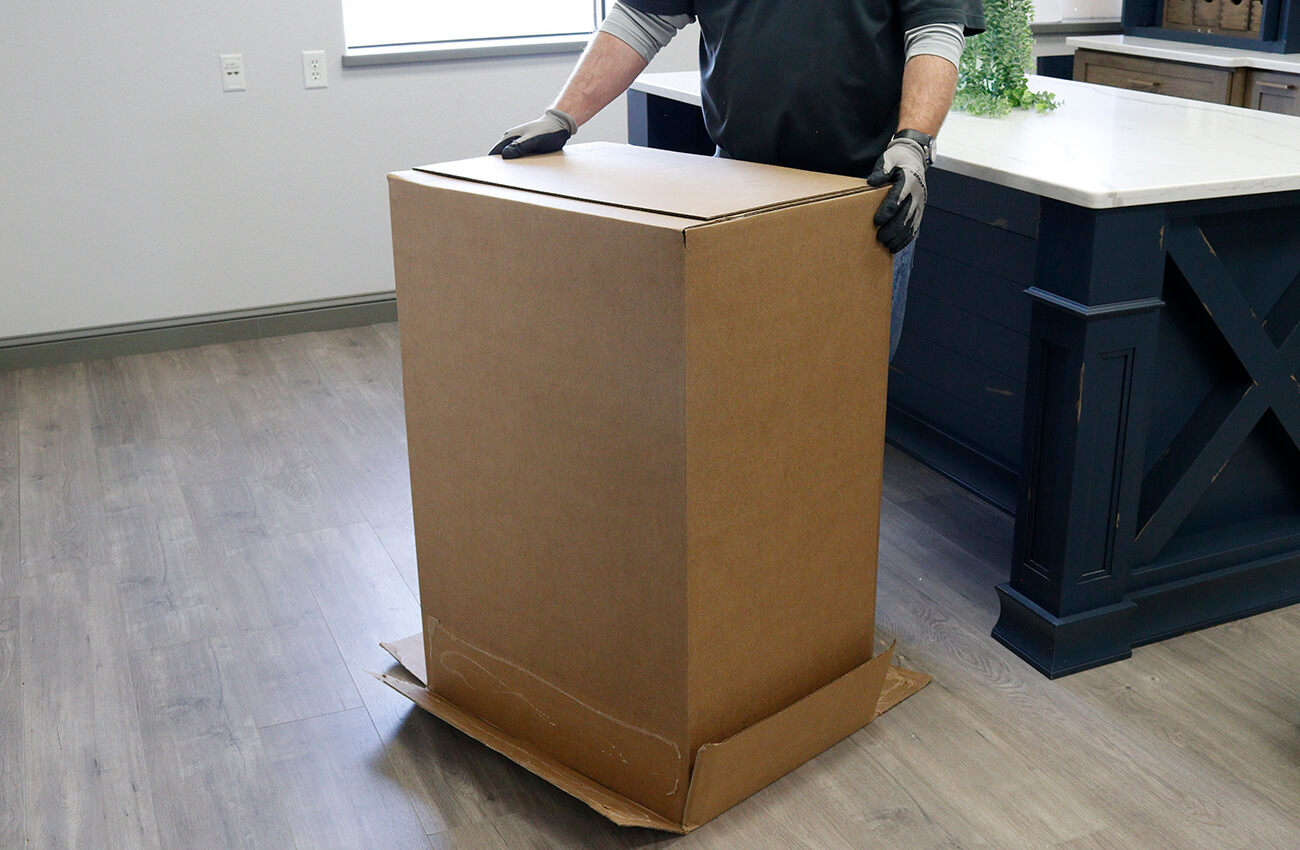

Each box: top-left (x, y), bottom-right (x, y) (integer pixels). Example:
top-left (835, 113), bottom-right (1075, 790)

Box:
top-left (386, 142), bottom-right (896, 833)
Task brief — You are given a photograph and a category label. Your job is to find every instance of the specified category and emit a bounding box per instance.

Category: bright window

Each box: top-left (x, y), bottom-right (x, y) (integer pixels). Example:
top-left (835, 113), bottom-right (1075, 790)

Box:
top-left (342, 1), bottom-right (607, 57)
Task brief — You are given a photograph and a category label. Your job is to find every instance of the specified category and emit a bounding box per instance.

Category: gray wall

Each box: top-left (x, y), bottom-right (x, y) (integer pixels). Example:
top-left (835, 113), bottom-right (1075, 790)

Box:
top-left (2, 4), bottom-right (699, 341)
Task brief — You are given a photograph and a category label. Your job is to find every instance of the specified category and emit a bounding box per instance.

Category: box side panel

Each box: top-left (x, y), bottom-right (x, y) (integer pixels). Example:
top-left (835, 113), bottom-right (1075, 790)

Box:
top-left (389, 172), bottom-right (693, 820)
top-left (683, 189), bottom-right (893, 750)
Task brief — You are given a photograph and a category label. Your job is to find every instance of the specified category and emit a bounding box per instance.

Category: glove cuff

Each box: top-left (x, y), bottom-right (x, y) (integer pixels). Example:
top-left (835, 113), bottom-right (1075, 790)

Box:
top-left (886, 137), bottom-right (930, 173)
top-left (545, 107), bottom-right (579, 135)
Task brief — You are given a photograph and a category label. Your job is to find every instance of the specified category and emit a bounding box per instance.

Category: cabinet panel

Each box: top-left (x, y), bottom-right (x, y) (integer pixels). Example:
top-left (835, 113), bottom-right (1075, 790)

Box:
top-left (1073, 49), bottom-right (1242, 104)
top-left (1246, 69), bottom-right (1300, 114)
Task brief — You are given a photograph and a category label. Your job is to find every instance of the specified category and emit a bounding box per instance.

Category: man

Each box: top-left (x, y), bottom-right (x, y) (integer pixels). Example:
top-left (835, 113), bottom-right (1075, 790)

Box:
top-left (491, 0), bottom-right (984, 360)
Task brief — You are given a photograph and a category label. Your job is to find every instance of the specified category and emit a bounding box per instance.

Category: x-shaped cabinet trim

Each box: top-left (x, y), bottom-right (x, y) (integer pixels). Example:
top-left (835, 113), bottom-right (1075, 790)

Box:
top-left (1135, 218), bottom-right (1300, 565)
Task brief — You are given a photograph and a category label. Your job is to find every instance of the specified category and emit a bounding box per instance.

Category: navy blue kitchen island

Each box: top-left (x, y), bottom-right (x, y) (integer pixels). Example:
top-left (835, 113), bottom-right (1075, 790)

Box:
top-left (628, 72), bottom-right (1300, 676)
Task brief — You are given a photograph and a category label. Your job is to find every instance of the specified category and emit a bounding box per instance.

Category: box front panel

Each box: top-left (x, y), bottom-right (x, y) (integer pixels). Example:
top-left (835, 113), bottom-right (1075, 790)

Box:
top-left (389, 173), bottom-right (693, 818)
top-left (683, 190), bottom-right (892, 749)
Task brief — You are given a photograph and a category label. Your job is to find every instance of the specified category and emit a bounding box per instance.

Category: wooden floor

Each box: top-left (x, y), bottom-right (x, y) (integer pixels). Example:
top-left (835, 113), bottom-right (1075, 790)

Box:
top-left (2, 323), bottom-right (1300, 849)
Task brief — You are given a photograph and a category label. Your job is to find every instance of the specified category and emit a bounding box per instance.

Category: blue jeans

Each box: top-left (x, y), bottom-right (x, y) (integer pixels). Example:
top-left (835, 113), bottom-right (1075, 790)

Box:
top-left (890, 239), bottom-right (915, 363)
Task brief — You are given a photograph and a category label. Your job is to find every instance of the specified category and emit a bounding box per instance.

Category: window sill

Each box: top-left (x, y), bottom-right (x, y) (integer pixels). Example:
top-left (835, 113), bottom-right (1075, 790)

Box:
top-left (343, 33), bottom-right (591, 66)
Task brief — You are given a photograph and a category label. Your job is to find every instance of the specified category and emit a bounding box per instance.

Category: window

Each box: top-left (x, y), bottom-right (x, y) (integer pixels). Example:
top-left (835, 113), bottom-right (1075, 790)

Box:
top-left (341, 1), bottom-right (609, 65)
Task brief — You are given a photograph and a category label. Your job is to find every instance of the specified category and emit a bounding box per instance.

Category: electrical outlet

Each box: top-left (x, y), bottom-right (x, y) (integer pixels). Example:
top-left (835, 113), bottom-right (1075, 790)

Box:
top-left (302, 50), bottom-right (327, 89)
top-left (220, 54), bottom-right (246, 92)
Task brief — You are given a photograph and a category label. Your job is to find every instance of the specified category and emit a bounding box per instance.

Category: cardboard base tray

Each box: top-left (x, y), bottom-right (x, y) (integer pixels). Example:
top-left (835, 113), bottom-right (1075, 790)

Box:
top-left (374, 633), bottom-right (930, 834)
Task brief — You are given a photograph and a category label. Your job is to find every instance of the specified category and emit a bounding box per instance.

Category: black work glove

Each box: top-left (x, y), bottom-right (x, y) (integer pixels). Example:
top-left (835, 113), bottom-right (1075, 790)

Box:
top-left (489, 108), bottom-right (578, 159)
top-left (867, 135), bottom-right (930, 253)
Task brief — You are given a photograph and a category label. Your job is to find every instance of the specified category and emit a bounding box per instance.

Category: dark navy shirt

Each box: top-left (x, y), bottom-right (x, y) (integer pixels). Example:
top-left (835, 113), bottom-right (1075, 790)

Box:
top-left (623, 0), bottom-right (984, 176)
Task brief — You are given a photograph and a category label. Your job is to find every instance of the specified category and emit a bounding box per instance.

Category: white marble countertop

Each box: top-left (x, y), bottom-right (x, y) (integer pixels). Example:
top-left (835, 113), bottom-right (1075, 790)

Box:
top-left (1067, 34), bottom-right (1300, 73)
top-left (629, 72), bottom-right (1300, 208)
top-left (633, 72), bottom-right (705, 107)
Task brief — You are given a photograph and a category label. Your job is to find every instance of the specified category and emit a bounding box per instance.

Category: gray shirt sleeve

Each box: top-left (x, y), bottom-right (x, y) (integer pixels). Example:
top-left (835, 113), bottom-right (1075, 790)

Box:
top-left (904, 22), bottom-right (966, 69)
top-left (599, 1), bottom-right (694, 64)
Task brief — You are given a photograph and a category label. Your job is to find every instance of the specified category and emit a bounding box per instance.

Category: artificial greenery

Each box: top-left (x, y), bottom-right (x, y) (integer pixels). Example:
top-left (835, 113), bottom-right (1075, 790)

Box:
top-left (955, 0), bottom-right (1059, 116)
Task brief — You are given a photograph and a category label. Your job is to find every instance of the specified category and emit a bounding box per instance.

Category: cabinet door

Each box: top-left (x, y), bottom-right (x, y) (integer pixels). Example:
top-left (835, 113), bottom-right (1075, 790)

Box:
top-left (1246, 69), bottom-right (1300, 115)
top-left (1073, 49), bottom-right (1241, 105)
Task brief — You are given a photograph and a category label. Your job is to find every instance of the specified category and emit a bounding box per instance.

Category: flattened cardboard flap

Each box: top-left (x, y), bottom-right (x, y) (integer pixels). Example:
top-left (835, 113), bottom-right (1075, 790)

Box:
top-left (681, 647), bottom-right (894, 830)
top-left (375, 671), bottom-right (686, 833)
top-left (380, 633), bottom-right (426, 684)
top-left (416, 142), bottom-right (870, 222)
top-left (378, 636), bottom-right (924, 833)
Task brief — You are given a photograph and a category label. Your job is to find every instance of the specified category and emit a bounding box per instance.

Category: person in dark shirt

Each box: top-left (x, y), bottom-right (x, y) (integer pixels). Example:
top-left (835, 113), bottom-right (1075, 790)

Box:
top-left (492, 0), bottom-right (984, 360)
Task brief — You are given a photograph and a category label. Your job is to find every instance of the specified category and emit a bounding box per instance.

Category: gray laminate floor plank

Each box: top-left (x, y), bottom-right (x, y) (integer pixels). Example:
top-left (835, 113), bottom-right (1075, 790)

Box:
top-left (295, 522), bottom-right (552, 836)
top-left (272, 328), bottom-right (407, 442)
top-left (878, 495), bottom-right (1006, 626)
top-left (874, 562), bottom-right (1300, 849)
top-left (300, 377), bottom-right (412, 526)
top-left (469, 806), bottom-right (668, 850)
top-left (228, 616), bottom-right (365, 728)
top-left (182, 475), bottom-right (283, 548)
top-left (259, 706), bottom-right (433, 850)
top-left (17, 363), bottom-right (107, 576)
top-left (857, 673), bottom-right (1106, 847)
top-left (86, 355), bottom-right (162, 448)
top-left (98, 439), bottom-right (195, 547)
top-left (370, 508), bottom-right (420, 600)
top-left (0, 385), bottom-right (18, 597)
top-left (0, 597), bottom-right (23, 845)
top-left (203, 336), bottom-right (281, 385)
top-left (319, 325), bottom-right (406, 397)
top-left (141, 346), bottom-right (257, 486)
top-left (880, 443), bottom-right (963, 505)
top-left (261, 332), bottom-right (335, 406)
top-left (1049, 830), bottom-right (1148, 850)
top-left (20, 569), bottom-right (162, 850)
top-left (427, 822), bottom-right (515, 850)
top-left (1194, 605), bottom-right (1300, 705)
top-left (1067, 624), bottom-right (1300, 821)
top-left (212, 350), bottom-right (365, 535)
top-left (0, 372), bottom-right (15, 417)
top-left (291, 523), bottom-right (419, 674)
top-left (373, 319), bottom-right (403, 353)
top-left (202, 533), bottom-right (319, 630)
top-left (129, 637), bottom-right (298, 849)
top-left (115, 529), bottom-right (223, 653)
top-left (270, 329), bottom-right (412, 529)
top-left (273, 327), bottom-right (404, 394)
top-left (96, 441), bottom-right (223, 651)
top-left (890, 485), bottom-right (1015, 579)
top-left (755, 723), bottom-right (993, 850)
top-left (201, 534), bottom-right (364, 728)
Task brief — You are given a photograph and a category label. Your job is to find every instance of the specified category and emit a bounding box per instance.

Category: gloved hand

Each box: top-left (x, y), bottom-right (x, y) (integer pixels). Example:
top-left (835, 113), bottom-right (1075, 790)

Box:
top-left (489, 108), bottom-right (579, 159)
top-left (867, 135), bottom-right (930, 253)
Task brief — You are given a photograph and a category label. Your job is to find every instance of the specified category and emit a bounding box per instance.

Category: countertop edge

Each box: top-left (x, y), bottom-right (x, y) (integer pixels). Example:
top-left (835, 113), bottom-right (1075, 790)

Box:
top-left (1067, 34), bottom-right (1300, 72)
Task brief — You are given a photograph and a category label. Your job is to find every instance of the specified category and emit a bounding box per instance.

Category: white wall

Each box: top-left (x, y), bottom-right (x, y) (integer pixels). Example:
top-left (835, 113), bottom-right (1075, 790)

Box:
top-left (1, 4), bottom-right (700, 341)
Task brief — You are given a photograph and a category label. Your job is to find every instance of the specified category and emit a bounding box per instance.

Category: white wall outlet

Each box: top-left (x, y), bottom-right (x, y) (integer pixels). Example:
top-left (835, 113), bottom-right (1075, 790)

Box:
top-left (302, 50), bottom-right (327, 89)
top-left (220, 53), bottom-right (246, 92)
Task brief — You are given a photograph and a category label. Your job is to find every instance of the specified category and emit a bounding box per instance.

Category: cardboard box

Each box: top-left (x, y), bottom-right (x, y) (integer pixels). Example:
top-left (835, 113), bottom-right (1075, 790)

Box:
top-left (385, 143), bottom-right (903, 833)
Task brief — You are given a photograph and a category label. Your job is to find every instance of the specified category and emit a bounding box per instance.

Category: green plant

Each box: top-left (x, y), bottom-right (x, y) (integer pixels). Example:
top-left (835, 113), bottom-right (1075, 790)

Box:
top-left (955, 0), bottom-right (1059, 116)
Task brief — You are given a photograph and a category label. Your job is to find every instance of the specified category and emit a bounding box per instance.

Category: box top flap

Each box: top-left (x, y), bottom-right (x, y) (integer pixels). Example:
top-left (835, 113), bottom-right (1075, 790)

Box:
top-left (374, 671), bottom-right (687, 834)
top-left (681, 648), bottom-right (894, 831)
top-left (414, 142), bottom-right (870, 221)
